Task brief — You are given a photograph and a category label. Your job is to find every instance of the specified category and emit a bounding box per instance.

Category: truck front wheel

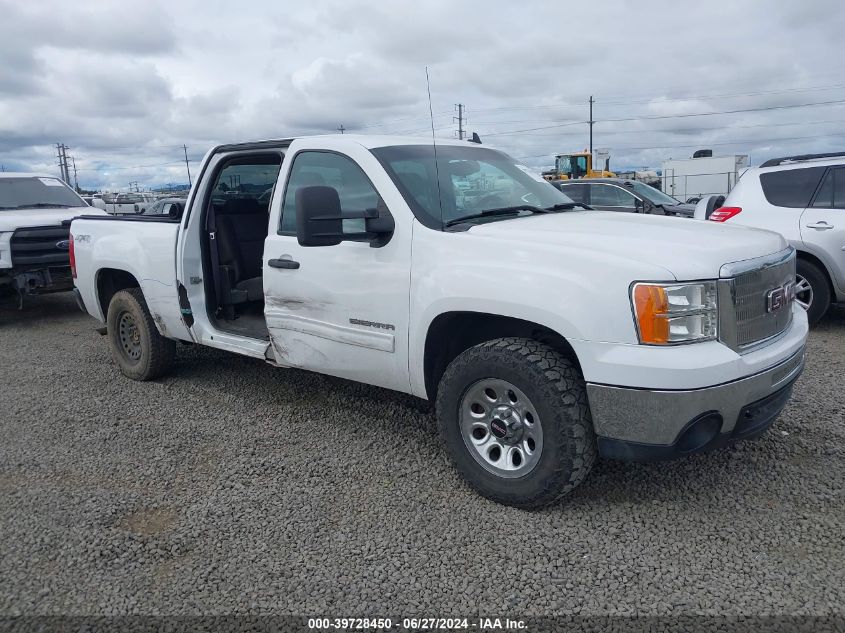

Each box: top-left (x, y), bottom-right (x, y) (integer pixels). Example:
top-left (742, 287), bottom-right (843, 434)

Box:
top-left (106, 288), bottom-right (175, 381)
top-left (436, 337), bottom-right (596, 508)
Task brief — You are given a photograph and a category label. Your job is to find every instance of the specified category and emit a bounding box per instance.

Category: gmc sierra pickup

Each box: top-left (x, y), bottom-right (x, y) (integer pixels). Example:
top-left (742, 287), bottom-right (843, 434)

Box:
top-left (70, 136), bottom-right (808, 507)
top-left (1, 172), bottom-right (105, 301)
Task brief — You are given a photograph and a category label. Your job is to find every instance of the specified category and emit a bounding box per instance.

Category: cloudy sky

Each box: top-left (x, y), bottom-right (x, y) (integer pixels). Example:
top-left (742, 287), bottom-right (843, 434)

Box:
top-left (1, 0), bottom-right (843, 191)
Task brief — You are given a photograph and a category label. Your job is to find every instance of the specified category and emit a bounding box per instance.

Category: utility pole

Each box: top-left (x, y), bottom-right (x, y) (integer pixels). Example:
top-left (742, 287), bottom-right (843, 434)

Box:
top-left (454, 104), bottom-right (465, 140)
top-left (588, 96), bottom-right (594, 157)
top-left (337, 124), bottom-right (346, 134)
top-left (56, 144), bottom-right (64, 180)
top-left (63, 145), bottom-right (71, 183)
top-left (71, 156), bottom-right (79, 192)
top-left (56, 143), bottom-right (71, 182)
top-left (183, 144), bottom-right (192, 186)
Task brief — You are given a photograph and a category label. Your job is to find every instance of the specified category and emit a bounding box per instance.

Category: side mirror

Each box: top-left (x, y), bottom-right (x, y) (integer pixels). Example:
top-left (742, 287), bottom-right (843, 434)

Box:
top-left (295, 185), bottom-right (394, 248)
top-left (635, 198), bottom-right (645, 213)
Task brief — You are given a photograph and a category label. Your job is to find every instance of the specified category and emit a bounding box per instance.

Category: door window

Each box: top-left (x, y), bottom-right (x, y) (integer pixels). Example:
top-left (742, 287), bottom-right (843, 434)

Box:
top-left (810, 168), bottom-right (845, 209)
top-left (212, 157), bottom-right (281, 210)
top-left (590, 184), bottom-right (637, 208)
top-left (280, 152), bottom-right (381, 234)
top-left (559, 183), bottom-right (588, 203)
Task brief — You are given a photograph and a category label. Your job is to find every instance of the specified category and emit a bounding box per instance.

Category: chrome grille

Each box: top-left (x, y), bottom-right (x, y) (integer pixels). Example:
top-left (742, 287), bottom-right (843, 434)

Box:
top-left (718, 248), bottom-right (796, 352)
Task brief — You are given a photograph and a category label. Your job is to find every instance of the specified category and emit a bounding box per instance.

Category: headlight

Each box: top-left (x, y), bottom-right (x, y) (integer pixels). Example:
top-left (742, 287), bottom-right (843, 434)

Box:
top-left (631, 281), bottom-right (718, 345)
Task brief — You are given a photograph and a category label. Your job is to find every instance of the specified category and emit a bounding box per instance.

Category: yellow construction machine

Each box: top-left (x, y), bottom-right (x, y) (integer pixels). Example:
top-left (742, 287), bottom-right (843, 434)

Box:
top-left (542, 150), bottom-right (615, 181)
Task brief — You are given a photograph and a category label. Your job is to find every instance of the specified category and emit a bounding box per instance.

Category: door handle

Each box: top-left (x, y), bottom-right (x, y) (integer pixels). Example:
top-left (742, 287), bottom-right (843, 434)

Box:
top-left (268, 257), bottom-right (300, 269)
top-left (805, 221), bottom-right (834, 230)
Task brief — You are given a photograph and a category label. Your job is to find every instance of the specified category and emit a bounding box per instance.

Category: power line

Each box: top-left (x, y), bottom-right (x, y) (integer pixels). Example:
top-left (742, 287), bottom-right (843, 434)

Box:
top-left (469, 79), bottom-right (845, 115)
top-left (611, 131), bottom-right (845, 152)
top-left (513, 131), bottom-right (845, 161)
top-left (483, 98), bottom-right (845, 138)
top-left (350, 110), bottom-right (453, 131)
top-left (510, 118), bottom-right (845, 151)
top-left (75, 160), bottom-right (190, 172)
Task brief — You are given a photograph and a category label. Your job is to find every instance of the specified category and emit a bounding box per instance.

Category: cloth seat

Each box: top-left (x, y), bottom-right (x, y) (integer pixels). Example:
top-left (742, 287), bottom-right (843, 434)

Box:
top-left (215, 198), bottom-right (268, 304)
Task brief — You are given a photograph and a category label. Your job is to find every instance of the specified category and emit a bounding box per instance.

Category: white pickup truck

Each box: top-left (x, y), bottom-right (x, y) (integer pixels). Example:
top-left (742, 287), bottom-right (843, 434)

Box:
top-left (70, 136), bottom-right (808, 507)
top-left (102, 192), bottom-right (157, 215)
top-left (1, 172), bottom-right (106, 301)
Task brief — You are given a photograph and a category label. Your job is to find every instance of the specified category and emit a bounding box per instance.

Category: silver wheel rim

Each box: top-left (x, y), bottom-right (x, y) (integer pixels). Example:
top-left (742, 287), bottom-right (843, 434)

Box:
top-left (795, 274), bottom-right (813, 311)
top-left (118, 311), bottom-right (142, 362)
top-left (459, 378), bottom-right (543, 479)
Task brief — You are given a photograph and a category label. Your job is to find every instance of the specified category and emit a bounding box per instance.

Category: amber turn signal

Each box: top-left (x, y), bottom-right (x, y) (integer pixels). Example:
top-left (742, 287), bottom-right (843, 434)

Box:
top-left (633, 284), bottom-right (670, 344)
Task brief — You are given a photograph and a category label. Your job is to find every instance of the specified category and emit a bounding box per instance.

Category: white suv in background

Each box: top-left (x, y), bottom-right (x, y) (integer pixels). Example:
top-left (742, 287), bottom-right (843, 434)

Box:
top-left (696, 153), bottom-right (845, 325)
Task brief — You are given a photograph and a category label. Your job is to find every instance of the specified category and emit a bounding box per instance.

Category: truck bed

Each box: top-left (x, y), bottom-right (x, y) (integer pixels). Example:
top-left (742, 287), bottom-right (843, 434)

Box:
top-left (71, 213), bottom-right (190, 341)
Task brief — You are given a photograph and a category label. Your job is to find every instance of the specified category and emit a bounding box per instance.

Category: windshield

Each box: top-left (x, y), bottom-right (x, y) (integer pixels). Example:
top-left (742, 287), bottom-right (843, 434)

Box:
top-left (371, 145), bottom-right (575, 229)
top-left (0, 177), bottom-right (85, 210)
top-left (555, 154), bottom-right (588, 178)
top-left (626, 181), bottom-right (681, 206)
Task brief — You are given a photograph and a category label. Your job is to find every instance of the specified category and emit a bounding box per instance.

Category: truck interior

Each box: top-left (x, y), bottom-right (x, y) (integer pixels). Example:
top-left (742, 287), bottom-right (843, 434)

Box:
top-left (203, 153), bottom-right (283, 340)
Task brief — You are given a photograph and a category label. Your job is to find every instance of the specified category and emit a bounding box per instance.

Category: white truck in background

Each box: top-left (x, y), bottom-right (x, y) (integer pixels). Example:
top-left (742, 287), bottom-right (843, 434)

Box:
top-left (662, 151), bottom-right (749, 203)
top-left (0, 173), bottom-right (106, 301)
top-left (70, 135), bottom-right (807, 507)
top-left (103, 192), bottom-right (157, 214)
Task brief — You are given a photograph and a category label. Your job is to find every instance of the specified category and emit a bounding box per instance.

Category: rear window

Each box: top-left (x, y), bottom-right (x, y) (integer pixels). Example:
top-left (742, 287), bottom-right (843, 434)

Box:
top-left (759, 167), bottom-right (826, 208)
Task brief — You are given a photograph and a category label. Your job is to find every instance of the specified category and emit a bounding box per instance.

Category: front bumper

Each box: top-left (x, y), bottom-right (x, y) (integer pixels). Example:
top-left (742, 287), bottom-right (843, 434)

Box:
top-left (586, 346), bottom-right (805, 461)
top-left (4, 266), bottom-right (74, 295)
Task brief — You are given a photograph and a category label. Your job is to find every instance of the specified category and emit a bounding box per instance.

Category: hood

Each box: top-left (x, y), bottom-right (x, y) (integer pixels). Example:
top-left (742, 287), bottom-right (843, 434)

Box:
top-left (467, 210), bottom-right (787, 280)
top-left (0, 206), bottom-right (104, 232)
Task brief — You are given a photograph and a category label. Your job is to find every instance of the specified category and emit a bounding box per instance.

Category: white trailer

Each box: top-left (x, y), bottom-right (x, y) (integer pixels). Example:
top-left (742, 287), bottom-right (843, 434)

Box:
top-left (662, 153), bottom-right (749, 202)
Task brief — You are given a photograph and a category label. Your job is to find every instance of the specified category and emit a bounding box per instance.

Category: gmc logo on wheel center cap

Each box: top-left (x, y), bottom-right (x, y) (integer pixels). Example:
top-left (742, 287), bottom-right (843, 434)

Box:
top-left (766, 281), bottom-right (795, 313)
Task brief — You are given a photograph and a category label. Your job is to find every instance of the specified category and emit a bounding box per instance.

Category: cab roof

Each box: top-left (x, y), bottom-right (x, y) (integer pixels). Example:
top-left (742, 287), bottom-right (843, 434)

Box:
top-left (212, 134), bottom-right (482, 153)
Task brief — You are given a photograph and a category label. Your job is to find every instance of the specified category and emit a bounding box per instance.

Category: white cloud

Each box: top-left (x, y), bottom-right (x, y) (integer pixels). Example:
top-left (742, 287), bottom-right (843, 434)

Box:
top-left (0, 0), bottom-right (843, 189)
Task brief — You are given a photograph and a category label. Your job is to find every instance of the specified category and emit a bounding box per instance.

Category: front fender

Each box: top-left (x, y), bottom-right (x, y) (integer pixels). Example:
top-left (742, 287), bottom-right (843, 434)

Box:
top-left (408, 225), bottom-right (670, 397)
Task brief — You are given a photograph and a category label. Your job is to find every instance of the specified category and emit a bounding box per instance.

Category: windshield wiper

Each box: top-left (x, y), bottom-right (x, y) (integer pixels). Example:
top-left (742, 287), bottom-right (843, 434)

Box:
top-left (445, 205), bottom-right (549, 227)
top-left (545, 202), bottom-right (592, 211)
top-left (13, 203), bottom-right (74, 209)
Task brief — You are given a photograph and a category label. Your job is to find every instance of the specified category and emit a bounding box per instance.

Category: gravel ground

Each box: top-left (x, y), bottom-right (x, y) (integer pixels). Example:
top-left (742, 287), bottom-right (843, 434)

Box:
top-left (0, 292), bottom-right (843, 618)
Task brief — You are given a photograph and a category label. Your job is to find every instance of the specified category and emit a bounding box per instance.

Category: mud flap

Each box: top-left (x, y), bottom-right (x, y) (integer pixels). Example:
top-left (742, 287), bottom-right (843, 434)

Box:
top-left (177, 282), bottom-right (194, 328)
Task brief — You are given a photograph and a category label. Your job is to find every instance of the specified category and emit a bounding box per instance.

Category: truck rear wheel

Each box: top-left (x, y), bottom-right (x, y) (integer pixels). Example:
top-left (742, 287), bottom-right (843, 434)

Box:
top-left (106, 288), bottom-right (175, 381)
top-left (436, 337), bottom-right (597, 508)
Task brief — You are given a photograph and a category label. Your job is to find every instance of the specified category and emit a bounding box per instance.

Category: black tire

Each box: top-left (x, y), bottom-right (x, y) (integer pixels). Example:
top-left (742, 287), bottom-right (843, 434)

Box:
top-left (435, 337), bottom-right (597, 508)
top-left (796, 259), bottom-right (830, 327)
top-left (106, 288), bottom-right (176, 380)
